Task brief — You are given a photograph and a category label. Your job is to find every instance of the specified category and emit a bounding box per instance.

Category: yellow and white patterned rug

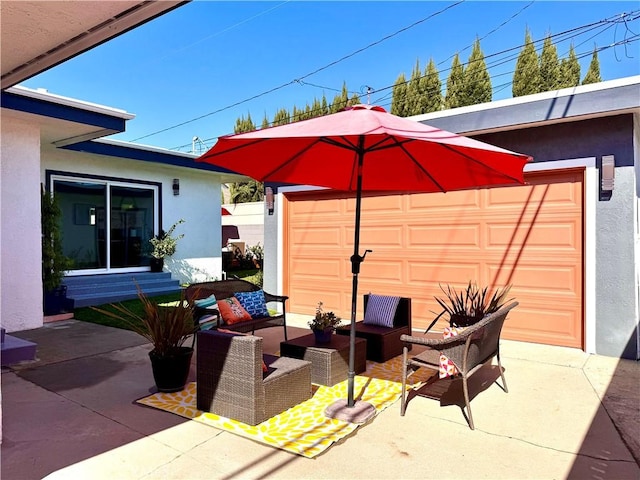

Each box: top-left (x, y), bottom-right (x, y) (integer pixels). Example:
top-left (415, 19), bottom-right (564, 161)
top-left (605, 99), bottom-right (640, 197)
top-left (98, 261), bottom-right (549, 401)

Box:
top-left (136, 356), bottom-right (435, 458)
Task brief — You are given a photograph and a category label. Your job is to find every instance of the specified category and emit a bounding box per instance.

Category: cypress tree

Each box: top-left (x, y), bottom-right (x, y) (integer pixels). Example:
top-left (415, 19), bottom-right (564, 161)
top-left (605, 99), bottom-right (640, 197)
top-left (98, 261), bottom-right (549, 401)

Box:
top-left (330, 83), bottom-right (350, 113)
top-left (558, 43), bottom-right (581, 88)
top-left (272, 108), bottom-right (290, 126)
top-left (422, 58), bottom-right (442, 113)
top-left (463, 38), bottom-right (492, 105)
top-left (234, 114), bottom-right (255, 134)
top-left (582, 48), bottom-right (602, 85)
top-left (391, 73), bottom-right (408, 117)
top-left (513, 28), bottom-right (541, 97)
top-left (540, 34), bottom-right (560, 92)
top-left (444, 53), bottom-right (464, 109)
top-left (261, 113), bottom-right (269, 129)
top-left (406, 59), bottom-right (422, 115)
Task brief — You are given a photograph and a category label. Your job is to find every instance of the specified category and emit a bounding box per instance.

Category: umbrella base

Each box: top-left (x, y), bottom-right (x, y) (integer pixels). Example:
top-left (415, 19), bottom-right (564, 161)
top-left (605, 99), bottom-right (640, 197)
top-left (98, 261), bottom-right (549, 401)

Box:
top-left (324, 399), bottom-right (376, 424)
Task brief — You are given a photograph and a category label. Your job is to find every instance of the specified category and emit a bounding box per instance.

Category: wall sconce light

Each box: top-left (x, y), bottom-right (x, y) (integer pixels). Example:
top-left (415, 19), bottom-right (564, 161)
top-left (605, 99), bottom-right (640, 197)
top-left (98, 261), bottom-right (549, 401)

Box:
top-left (173, 178), bottom-right (180, 196)
top-left (265, 186), bottom-right (274, 215)
top-left (601, 155), bottom-right (615, 193)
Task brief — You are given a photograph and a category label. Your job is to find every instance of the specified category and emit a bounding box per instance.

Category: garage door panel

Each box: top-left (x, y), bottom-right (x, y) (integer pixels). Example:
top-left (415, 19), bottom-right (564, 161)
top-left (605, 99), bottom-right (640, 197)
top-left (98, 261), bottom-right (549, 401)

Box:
top-left (486, 221), bottom-right (580, 250)
top-left (291, 289), bottom-right (344, 317)
top-left (290, 226), bottom-right (343, 246)
top-left (408, 261), bottom-right (482, 285)
top-left (409, 189), bottom-right (481, 211)
top-left (357, 225), bottom-right (404, 247)
top-left (487, 184), bottom-right (578, 208)
top-left (285, 168), bottom-right (584, 349)
top-left (360, 260), bottom-right (405, 282)
top-left (503, 305), bottom-right (582, 347)
top-left (407, 224), bottom-right (481, 247)
top-left (354, 194), bottom-right (404, 213)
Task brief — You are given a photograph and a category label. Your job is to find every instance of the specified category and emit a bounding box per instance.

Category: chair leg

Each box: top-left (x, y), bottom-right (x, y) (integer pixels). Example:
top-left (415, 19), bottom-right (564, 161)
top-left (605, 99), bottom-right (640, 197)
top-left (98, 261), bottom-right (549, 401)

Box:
top-left (400, 346), bottom-right (408, 416)
top-left (497, 352), bottom-right (508, 393)
top-left (462, 375), bottom-right (474, 430)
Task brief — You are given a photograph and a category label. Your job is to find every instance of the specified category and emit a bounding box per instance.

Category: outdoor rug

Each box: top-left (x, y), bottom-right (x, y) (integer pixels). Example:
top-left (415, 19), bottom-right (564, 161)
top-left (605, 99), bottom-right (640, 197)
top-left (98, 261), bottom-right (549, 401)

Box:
top-left (136, 357), bottom-right (436, 458)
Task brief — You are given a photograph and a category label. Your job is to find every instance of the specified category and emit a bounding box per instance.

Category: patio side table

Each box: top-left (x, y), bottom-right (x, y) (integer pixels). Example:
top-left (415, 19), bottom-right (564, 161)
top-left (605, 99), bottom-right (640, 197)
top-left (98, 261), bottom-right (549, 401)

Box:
top-left (280, 333), bottom-right (367, 386)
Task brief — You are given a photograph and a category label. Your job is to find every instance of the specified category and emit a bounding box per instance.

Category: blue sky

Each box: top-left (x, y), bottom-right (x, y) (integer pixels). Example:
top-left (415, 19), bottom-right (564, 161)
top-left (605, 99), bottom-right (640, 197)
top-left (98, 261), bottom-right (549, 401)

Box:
top-left (24, 1), bottom-right (640, 154)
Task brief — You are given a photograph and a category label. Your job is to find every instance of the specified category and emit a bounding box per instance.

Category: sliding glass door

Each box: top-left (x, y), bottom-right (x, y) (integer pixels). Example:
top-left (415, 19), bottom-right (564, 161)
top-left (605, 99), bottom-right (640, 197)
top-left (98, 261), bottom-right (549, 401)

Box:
top-left (52, 176), bottom-right (158, 273)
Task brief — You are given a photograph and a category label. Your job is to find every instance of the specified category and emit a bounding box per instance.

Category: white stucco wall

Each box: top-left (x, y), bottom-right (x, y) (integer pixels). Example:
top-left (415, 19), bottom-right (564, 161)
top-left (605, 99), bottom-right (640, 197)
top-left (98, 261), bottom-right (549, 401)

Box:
top-left (1, 119), bottom-right (43, 332)
top-left (221, 201), bottom-right (265, 249)
top-left (43, 145), bottom-right (225, 285)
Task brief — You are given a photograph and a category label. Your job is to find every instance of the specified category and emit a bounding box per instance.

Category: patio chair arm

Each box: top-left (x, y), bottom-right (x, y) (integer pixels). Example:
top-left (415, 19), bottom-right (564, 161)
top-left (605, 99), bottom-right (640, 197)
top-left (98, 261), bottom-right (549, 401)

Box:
top-left (400, 333), bottom-right (467, 348)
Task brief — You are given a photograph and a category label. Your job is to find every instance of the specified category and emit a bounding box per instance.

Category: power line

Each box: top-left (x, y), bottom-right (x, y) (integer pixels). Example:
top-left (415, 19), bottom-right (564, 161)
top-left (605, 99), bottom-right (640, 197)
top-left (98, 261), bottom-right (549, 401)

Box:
top-left (167, 9), bottom-right (639, 150)
top-left (130, 0), bottom-right (466, 143)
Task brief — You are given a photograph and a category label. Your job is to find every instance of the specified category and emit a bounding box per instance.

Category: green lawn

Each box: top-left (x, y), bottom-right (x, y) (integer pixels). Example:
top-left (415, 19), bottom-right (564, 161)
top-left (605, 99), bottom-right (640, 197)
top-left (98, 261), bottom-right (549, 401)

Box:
top-left (73, 269), bottom-right (261, 331)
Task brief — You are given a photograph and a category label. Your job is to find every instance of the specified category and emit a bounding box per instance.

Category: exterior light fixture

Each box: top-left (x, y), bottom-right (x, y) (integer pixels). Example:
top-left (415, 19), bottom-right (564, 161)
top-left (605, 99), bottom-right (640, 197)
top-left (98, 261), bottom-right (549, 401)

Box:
top-left (265, 186), bottom-right (274, 215)
top-left (173, 178), bottom-right (180, 196)
top-left (601, 155), bottom-right (614, 193)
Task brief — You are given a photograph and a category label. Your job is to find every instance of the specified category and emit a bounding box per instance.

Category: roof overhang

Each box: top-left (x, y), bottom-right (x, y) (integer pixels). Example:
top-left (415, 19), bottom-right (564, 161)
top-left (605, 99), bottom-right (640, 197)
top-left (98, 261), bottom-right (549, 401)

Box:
top-left (1, 85), bottom-right (134, 145)
top-left (1, 1), bottom-right (188, 90)
top-left (411, 76), bottom-right (640, 135)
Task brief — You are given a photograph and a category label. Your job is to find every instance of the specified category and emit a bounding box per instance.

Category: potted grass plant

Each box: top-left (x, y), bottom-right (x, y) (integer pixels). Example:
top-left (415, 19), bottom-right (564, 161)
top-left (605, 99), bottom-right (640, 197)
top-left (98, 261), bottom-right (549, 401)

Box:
top-left (308, 301), bottom-right (342, 343)
top-left (432, 281), bottom-right (513, 329)
top-left (93, 286), bottom-right (197, 392)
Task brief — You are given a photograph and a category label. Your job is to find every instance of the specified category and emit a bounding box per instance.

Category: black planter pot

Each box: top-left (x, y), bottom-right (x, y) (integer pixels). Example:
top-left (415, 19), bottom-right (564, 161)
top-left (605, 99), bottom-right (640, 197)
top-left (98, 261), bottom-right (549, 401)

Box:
top-left (148, 347), bottom-right (193, 393)
top-left (44, 285), bottom-right (71, 315)
top-left (149, 257), bottom-right (164, 272)
top-left (312, 328), bottom-right (333, 344)
top-left (450, 313), bottom-right (484, 328)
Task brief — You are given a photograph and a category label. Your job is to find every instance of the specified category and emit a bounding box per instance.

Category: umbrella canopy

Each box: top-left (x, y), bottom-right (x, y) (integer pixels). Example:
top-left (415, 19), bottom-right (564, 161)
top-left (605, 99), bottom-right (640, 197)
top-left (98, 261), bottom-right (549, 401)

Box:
top-left (221, 207), bottom-right (232, 216)
top-left (198, 104), bottom-right (530, 194)
top-left (197, 104), bottom-right (532, 418)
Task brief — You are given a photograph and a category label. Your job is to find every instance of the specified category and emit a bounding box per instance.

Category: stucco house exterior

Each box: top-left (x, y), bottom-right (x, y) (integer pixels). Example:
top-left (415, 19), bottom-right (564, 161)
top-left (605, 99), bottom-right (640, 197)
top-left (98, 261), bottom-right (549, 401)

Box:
top-left (263, 76), bottom-right (640, 360)
top-left (1, 84), bottom-right (245, 335)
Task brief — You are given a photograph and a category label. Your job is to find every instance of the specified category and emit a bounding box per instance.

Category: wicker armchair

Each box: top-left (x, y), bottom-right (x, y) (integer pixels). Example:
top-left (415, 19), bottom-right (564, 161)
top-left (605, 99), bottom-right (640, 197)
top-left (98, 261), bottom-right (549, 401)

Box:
top-left (400, 301), bottom-right (518, 430)
top-left (196, 329), bottom-right (312, 425)
top-left (335, 295), bottom-right (412, 362)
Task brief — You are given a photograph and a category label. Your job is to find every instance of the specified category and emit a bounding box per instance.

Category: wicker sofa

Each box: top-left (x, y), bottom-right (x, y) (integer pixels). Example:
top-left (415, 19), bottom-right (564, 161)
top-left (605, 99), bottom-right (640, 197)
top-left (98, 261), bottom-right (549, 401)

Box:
top-left (185, 278), bottom-right (289, 340)
top-left (335, 295), bottom-right (412, 363)
top-left (196, 329), bottom-right (312, 425)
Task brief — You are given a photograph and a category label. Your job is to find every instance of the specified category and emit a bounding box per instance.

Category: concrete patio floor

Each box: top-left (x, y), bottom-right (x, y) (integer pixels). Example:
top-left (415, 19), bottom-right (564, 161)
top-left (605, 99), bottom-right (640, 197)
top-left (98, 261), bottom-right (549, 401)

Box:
top-left (2, 317), bottom-right (639, 480)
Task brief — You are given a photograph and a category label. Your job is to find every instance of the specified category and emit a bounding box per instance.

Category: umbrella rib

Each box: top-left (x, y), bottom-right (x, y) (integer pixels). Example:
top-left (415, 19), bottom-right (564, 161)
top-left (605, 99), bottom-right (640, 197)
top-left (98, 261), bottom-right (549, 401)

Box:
top-left (389, 138), bottom-right (447, 193)
top-left (437, 143), bottom-right (527, 184)
top-left (261, 139), bottom-right (326, 180)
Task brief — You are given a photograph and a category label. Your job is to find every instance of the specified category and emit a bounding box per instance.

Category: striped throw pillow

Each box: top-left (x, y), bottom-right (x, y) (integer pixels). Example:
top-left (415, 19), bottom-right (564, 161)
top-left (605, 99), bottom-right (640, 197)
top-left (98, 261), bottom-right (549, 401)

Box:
top-left (363, 294), bottom-right (400, 328)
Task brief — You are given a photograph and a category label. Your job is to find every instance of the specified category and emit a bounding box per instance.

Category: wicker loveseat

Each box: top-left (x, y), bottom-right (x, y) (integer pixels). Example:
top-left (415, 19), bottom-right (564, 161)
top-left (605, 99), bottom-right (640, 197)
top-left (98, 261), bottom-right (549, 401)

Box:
top-left (196, 329), bottom-right (312, 425)
top-left (185, 278), bottom-right (289, 340)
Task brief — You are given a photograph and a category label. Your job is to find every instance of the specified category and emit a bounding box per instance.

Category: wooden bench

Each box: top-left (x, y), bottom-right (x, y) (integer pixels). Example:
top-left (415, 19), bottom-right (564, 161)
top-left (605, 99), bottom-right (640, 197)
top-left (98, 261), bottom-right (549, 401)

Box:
top-left (185, 278), bottom-right (289, 340)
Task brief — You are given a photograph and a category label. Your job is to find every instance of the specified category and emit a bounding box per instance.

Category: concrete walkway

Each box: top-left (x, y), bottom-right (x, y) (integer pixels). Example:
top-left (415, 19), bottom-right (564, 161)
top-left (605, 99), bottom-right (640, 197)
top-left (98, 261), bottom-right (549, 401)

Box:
top-left (2, 319), bottom-right (638, 480)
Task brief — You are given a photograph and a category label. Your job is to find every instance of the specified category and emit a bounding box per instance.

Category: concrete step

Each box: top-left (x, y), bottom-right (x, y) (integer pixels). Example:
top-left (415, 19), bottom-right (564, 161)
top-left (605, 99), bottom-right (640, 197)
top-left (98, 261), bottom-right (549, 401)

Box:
top-left (64, 272), bottom-right (182, 308)
top-left (1, 328), bottom-right (37, 366)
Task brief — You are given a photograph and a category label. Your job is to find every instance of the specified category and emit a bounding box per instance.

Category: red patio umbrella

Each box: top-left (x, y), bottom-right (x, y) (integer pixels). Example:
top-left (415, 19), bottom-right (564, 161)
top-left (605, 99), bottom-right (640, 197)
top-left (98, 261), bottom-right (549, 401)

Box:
top-left (221, 207), bottom-right (232, 216)
top-left (197, 104), bottom-right (532, 421)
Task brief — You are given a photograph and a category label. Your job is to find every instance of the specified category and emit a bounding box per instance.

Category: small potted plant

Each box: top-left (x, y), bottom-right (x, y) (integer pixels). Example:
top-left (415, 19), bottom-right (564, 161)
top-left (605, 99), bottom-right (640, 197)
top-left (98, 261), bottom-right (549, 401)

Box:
top-left (149, 219), bottom-right (185, 272)
top-left (93, 286), bottom-right (197, 392)
top-left (308, 301), bottom-right (342, 343)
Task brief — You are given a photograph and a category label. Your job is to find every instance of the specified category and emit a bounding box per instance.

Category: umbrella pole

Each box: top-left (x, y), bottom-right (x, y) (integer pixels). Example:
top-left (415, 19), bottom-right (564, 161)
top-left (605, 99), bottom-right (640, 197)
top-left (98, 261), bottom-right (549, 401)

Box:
top-left (324, 147), bottom-right (376, 424)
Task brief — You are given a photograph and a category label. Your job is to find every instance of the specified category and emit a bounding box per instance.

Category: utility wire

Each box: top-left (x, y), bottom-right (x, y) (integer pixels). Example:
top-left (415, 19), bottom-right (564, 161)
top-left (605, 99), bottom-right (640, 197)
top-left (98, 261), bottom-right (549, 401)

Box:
top-left (130, 1), bottom-right (466, 142)
top-left (166, 9), bottom-right (638, 150)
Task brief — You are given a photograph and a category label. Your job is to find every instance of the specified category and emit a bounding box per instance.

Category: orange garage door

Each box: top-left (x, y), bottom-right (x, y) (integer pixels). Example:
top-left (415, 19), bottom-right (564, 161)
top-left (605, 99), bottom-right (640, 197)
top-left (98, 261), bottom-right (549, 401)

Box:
top-left (284, 168), bottom-right (584, 349)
